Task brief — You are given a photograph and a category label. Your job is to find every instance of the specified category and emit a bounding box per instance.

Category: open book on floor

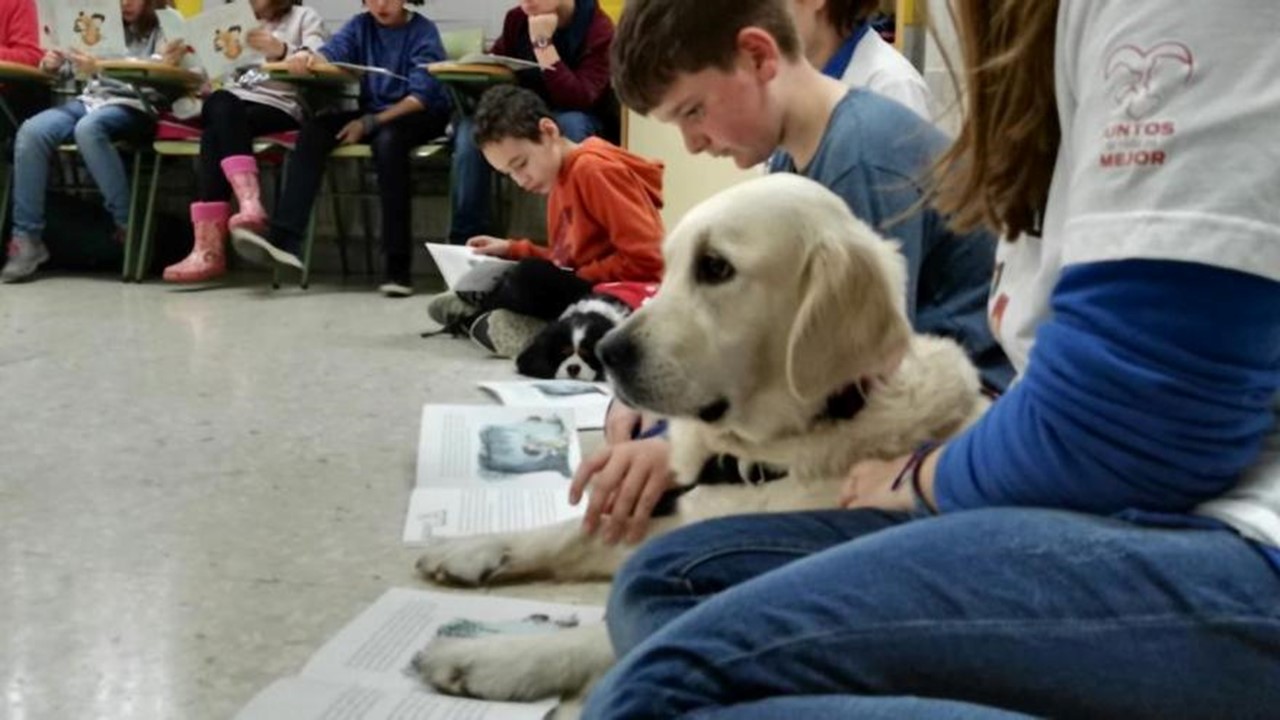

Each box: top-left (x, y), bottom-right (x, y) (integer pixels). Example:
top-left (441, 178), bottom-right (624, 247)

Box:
top-left (404, 404), bottom-right (583, 543)
top-left (426, 242), bottom-right (516, 294)
top-left (478, 380), bottom-right (613, 431)
top-left (234, 588), bottom-right (604, 719)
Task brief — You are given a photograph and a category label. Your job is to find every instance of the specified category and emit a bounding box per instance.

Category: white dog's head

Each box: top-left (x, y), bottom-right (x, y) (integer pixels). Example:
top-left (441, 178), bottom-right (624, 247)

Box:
top-left (599, 174), bottom-right (911, 442)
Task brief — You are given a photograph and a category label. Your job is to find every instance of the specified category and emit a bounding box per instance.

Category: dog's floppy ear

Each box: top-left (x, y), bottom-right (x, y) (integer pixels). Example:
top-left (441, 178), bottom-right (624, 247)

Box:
top-left (785, 232), bottom-right (911, 402)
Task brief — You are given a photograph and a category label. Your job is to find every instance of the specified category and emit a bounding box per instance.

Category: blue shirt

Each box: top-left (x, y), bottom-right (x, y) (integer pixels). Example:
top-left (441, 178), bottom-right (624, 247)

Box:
top-left (321, 11), bottom-right (451, 117)
top-left (771, 91), bottom-right (1012, 391)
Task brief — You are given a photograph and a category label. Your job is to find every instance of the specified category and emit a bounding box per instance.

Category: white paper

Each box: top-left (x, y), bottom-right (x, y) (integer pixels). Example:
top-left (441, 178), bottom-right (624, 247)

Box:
top-left (426, 242), bottom-right (515, 293)
top-left (35, 0), bottom-right (57, 50)
top-left (235, 677), bottom-right (551, 720)
top-left (54, 0), bottom-right (126, 57)
top-left (406, 405), bottom-right (582, 541)
top-left (301, 588), bottom-right (603, 690)
top-left (182, 1), bottom-right (264, 79)
top-left (235, 588), bottom-right (604, 720)
top-left (455, 52), bottom-right (540, 70)
top-left (478, 380), bottom-right (612, 431)
top-left (331, 61), bottom-right (408, 81)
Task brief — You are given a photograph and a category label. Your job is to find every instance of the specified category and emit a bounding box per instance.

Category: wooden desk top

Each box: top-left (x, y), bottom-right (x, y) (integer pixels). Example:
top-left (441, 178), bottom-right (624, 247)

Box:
top-left (97, 59), bottom-right (202, 88)
top-left (260, 61), bottom-right (356, 84)
top-left (0, 60), bottom-right (54, 84)
top-left (424, 62), bottom-right (517, 81)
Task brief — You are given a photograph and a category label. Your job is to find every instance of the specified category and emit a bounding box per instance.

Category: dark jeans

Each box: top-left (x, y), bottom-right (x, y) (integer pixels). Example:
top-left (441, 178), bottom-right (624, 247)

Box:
top-left (269, 110), bottom-right (448, 281)
top-left (198, 90), bottom-right (297, 202)
top-left (448, 110), bottom-right (600, 243)
top-left (480, 257), bottom-right (593, 320)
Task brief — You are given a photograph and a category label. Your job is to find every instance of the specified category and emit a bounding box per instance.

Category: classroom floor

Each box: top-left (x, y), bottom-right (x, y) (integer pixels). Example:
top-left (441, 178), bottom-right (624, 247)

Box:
top-left (0, 273), bottom-right (608, 720)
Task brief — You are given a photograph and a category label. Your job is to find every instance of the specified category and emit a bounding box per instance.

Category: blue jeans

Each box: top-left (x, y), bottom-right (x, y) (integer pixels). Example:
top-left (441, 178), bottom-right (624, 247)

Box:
top-left (584, 508), bottom-right (1280, 719)
top-left (448, 110), bottom-right (600, 243)
top-left (12, 101), bottom-right (153, 239)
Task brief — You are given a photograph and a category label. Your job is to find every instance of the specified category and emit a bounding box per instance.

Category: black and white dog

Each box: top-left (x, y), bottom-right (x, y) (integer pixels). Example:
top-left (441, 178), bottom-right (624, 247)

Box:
top-left (516, 293), bottom-right (633, 380)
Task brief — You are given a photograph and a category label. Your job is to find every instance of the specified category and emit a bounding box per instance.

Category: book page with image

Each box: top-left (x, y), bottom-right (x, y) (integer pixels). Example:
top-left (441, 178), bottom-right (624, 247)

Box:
top-left (234, 588), bottom-right (604, 720)
top-left (54, 0), bottom-right (125, 57)
top-left (406, 405), bottom-right (584, 540)
top-left (478, 380), bottom-right (613, 431)
top-left (183, 0), bottom-right (263, 79)
top-left (300, 588), bottom-right (604, 690)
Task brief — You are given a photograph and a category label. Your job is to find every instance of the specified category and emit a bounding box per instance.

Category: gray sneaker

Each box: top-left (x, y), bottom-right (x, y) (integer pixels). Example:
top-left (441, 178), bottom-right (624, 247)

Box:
top-left (426, 291), bottom-right (480, 328)
top-left (469, 310), bottom-right (547, 358)
top-left (229, 227), bottom-right (302, 270)
top-left (1, 236), bottom-right (50, 283)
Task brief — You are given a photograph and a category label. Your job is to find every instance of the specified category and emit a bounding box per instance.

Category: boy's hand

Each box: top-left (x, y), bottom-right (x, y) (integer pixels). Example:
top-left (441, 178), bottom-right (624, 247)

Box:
top-left (335, 118), bottom-right (366, 145)
top-left (527, 13), bottom-right (559, 45)
top-left (603, 400), bottom-right (660, 445)
top-left (69, 50), bottom-right (97, 76)
top-left (247, 28), bottom-right (286, 60)
top-left (467, 235), bottom-right (511, 257)
top-left (569, 438), bottom-right (675, 545)
top-left (285, 50), bottom-right (315, 75)
top-left (40, 50), bottom-right (65, 72)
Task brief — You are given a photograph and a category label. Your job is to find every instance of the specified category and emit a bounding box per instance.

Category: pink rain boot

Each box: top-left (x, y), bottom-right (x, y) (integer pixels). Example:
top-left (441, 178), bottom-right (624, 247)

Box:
top-left (163, 202), bottom-right (230, 283)
top-left (221, 155), bottom-right (268, 233)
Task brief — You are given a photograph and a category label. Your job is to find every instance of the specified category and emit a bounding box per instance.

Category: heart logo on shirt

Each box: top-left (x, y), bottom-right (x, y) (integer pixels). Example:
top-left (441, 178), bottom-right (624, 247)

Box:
top-left (1104, 42), bottom-right (1195, 120)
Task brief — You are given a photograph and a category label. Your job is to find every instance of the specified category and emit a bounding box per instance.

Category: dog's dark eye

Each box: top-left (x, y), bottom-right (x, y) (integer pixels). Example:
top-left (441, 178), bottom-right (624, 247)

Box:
top-left (695, 253), bottom-right (735, 285)
top-left (561, 345), bottom-right (574, 358)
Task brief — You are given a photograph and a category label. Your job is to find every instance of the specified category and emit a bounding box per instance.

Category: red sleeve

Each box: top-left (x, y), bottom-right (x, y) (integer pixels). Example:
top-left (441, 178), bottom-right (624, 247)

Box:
top-left (572, 160), bottom-right (665, 284)
top-left (542, 10), bottom-right (613, 111)
top-left (506, 239), bottom-right (552, 261)
top-left (0, 0), bottom-right (44, 67)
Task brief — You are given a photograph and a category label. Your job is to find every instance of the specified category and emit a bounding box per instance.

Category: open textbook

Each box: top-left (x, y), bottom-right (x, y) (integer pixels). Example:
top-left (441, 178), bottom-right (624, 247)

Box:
top-left (42, 0), bottom-right (126, 57)
top-left (156, 1), bottom-right (262, 79)
top-left (479, 380), bottom-right (613, 431)
top-left (235, 588), bottom-right (604, 719)
top-left (404, 405), bottom-right (583, 542)
top-left (426, 242), bottom-right (515, 294)
top-left (455, 52), bottom-right (541, 71)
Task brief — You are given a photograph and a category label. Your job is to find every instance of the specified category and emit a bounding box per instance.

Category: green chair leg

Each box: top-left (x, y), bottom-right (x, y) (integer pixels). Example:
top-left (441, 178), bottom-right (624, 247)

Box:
top-left (122, 152), bottom-right (143, 282)
top-left (301, 204), bottom-right (317, 290)
top-left (134, 153), bottom-right (163, 282)
top-left (326, 170), bottom-right (350, 277)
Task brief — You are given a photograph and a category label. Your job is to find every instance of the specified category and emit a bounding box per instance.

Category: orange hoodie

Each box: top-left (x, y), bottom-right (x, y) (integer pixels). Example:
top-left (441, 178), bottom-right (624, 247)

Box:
top-left (506, 137), bottom-right (665, 284)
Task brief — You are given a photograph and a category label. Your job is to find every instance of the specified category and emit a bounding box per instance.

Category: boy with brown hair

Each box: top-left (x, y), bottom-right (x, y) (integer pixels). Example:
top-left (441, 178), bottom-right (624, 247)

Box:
top-left (567, 0), bottom-right (1010, 547)
top-left (428, 84), bottom-right (664, 357)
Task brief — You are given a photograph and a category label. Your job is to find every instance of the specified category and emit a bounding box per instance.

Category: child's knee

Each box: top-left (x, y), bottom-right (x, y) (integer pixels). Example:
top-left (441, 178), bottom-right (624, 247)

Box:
top-left (72, 116), bottom-right (112, 144)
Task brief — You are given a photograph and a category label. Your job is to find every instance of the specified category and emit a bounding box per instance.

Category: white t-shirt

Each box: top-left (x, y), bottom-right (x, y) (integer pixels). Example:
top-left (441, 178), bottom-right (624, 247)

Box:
top-left (988, 0), bottom-right (1280, 547)
top-left (845, 31), bottom-right (932, 121)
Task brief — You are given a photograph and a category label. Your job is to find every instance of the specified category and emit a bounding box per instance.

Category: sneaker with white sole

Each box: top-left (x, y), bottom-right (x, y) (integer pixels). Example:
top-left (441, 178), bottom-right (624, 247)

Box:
top-left (379, 281), bottom-right (413, 298)
top-left (230, 227), bottom-right (302, 270)
top-left (1, 236), bottom-right (50, 283)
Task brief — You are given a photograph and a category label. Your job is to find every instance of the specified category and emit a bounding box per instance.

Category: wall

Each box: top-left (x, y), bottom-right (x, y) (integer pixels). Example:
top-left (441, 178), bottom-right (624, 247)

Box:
top-left (624, 113), bottom-right (760, 231)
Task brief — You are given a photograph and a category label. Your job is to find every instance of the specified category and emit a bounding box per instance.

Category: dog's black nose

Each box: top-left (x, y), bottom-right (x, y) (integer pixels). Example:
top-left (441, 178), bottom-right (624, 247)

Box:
top-left (566, 364), bottom-right (581, 378)
top-left (598, 333), bottom-right (638, 373)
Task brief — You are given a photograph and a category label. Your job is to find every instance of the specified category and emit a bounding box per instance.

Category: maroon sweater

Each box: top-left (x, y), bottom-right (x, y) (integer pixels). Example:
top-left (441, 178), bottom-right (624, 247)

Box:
top-left (490, 2), bottom-right (615, 121)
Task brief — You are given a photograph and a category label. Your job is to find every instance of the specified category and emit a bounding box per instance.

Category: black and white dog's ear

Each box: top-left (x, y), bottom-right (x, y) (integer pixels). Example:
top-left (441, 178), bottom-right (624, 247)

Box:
top-left (516, 324), bottom-right (565, 379)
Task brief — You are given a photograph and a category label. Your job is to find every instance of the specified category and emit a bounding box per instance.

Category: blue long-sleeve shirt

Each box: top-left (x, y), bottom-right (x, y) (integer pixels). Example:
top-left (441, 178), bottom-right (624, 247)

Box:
top-left (937, 260), bottom-right (1280, 568)
top-left (320, 11), bottom-right (450, 117)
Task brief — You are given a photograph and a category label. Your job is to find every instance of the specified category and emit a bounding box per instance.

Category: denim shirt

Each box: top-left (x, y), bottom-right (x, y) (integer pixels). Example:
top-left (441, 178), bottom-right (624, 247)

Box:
top-left (771, 90), bottom-right (1012, 391)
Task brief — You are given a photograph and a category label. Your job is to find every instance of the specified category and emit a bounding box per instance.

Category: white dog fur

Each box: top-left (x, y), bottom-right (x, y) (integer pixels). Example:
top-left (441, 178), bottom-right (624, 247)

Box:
top-left (412, 174), bottom-right (986, 716)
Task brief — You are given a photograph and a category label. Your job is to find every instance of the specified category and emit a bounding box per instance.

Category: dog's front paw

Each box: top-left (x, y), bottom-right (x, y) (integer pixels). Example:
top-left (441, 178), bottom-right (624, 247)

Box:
top-left (414, 536), bottom-right (511, 586)
top-left (412, 637), bottom-right (550, 702)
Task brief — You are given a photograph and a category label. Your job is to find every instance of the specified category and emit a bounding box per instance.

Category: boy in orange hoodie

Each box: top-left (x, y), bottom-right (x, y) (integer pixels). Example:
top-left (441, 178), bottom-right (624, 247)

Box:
top-left (428, 84), bottom-right (665, 357)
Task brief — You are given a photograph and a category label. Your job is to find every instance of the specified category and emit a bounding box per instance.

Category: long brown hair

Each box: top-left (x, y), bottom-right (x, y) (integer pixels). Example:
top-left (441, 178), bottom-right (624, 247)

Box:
top-left (931, 0), bottom-right (1060, 240)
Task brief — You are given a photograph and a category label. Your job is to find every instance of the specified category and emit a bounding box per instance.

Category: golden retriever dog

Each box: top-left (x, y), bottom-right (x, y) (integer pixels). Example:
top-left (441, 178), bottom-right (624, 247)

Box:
top-left (412, 174), bottom-right (986, 716)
